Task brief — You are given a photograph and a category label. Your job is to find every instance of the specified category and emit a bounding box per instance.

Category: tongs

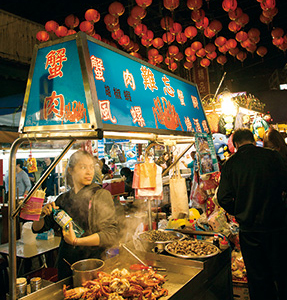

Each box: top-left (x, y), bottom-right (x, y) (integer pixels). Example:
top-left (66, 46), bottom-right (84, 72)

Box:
top-left (120, 243), bottom-right (166, 272)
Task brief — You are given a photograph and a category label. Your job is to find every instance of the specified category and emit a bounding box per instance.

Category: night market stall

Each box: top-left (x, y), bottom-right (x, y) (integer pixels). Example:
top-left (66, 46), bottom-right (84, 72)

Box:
top-left (6, 32), bottom-right (232, 300)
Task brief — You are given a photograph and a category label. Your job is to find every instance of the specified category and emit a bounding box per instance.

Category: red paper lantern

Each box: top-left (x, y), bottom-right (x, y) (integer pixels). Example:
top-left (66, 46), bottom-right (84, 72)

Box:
top-left (184, 26), bottom-right (197, 39)
top-left (228, 21), bottom-right (241, 33)
top-left (168, 45), bottom-right (179, 56)
top-left (241, 39), bottom-right (253, 48)
top-left (109, 2), bottom-right (125, 17)
top-left (209, 20), bottom-right (222, 33)
top-left (191, 41), bottom-right (203, 51)
top-left (154, 54), bottom-right (163, 64)
top-left (67, 29), bottom-right (77, 36)
top-left (141, 38), bottom-right (152, 47)
top-left (92, 33), bottom-right (102, 41)
top-left (246, 44), bottom-right (257, 53)
top-left (111, 29), bottom-right (124, 40)
top-left (184, 61), bottom-right (194, 70)
top-left (185, 47), bottom-right (195, 57)
top-left (236, 51), bottom-right (247, 62)
top-left (260, 14), bottom-right (272, 25)
top-left (168, 62), bottom-right (178, 71)
top-left (196, 17), bottom-right (209, 30)
top-left (142, 30), bottom-right (154, 41)
top-left (200, 58), bottom-right (210, 68)
top-left (174, 52), bottom-right (184, 61)
top-left (136, 0), bottom-right (152, 8)
top-left (206, 51), bottom-right (217, 60)
top-left (248, 28), bottom-right (260, 41)
top-left (218, 45), bottom-right (228, 54)
top-left (36, 31), bottom-right (49, 42)
top-left (235, 31), bottom-right (248, 42)
top-left (271, 28), bottom-right (284, 39)
top-left (80, 21), bottom-right (94, 34)
top-left (152, 37), bottom-right (164, 49)
top-left (134, 24), bottom-right (148, 36)
top-left (215, 36), bottom-right (227, 47)
top-left (176, 33), bottom-right (187, 44)
top-left (45, 20), bottom-right (59, 32)
top-left (222, 0), bottom-right (237, 12)
top-left (196, 48), bottom-right (206, 58)
top-left (165, 57), bottom-right (174, 65)
top-left (256, 46), bottom-right (268, 57)
top-left (262, 7), bottom-right (278, 18)
top-left (131, 6), bottom-right (147, 19)
top-left (272, 37), bottom-right (284, 47)
top-left (186, 55), bottom-right (197, 62)
top-left (228, 47), bottom-right (239, 56)
top-left (118, 35), bottom-right (130, 46)
top-left (162, 32), bottom-right (175, 44)
top-left (226, 39), bottom-right (237, 49)
top-left (217, 55), bottom-right (227, 65)
top-left (148, 48), bottom-right (159, 57)
top-left (160, 16), bottom-right (174, 30)
top-left (130, 52), bottom-right (142, 59)
top-left (170, 22), bottom-right (182, 35)
top-left (55, 26), bottom-right (68, 37)
top-left (236, 13), bottom-right (249, 26)
top-left (187, 0), bottom-right (203, 10)
top-left (228, 7), bottom-right (243, 20)
top-left (260, 0), bottom-right (276, 11)
top-left (127, 16), bottom-right (141, 27)
top-left (163, 0), bottom-right (180, 11)
top-left (191, 9), bottom-right (205, 22)
top-left (106, 23), bottom-right (120, 32)
top-left (104, 14), bottom-right (119, 26)
top-left (85, 9), bottom-right (100, 23)
top-left (65, 14), bottom-right (80, 29)
top-left (205, 43), bottom-right (216, 53)
top-left (204, 27), bottom-right (216, 38)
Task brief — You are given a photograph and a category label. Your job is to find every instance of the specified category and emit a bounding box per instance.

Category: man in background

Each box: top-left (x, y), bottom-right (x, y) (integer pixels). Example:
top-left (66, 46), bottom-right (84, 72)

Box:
top-left (217, 128), bottom-right (287, 300)
top-left (41, 157), bottom-right (58, 197)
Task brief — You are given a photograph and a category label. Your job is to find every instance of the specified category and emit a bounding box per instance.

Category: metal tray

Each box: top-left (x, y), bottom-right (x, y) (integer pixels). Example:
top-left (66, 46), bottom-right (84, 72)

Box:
top-left (164, 239), bottom-right (220, 259)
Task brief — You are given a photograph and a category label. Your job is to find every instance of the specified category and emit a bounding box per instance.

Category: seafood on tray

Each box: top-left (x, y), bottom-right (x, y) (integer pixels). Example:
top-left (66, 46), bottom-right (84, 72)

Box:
top-left (63, 267), bottom-right (168, 300)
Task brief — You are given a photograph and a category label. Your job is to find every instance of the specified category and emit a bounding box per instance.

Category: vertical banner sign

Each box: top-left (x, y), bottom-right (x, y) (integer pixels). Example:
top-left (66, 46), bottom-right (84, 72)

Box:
top-left (195, 132), bottom-right (219, 176)
top-left (193, 63), bottom-right (210, 99)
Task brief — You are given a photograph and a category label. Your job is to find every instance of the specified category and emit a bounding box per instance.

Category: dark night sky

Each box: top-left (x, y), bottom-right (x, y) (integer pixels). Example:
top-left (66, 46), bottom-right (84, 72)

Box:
top-left (1, 0), bottom-right (287, 121)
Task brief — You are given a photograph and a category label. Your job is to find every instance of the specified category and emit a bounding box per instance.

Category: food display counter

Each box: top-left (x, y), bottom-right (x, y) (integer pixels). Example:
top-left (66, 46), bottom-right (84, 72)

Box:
top-left (20, 242), bottom-right (232, 300)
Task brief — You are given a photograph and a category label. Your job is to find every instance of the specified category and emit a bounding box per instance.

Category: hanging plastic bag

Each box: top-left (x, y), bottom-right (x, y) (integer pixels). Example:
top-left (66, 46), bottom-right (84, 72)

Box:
top-left (139, 162), bottom-right (157, 188)
top-left (20, 189), bottom-right (46, 221)
top-left (169, 162), bottom-right (189, 219)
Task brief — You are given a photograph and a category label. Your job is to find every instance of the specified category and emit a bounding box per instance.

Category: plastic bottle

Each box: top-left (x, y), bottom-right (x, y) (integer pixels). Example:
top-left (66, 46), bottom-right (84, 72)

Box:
top-left (213, 234), bottom-right (220, 248)
top-left (52, 208), bottom-right (84, 238)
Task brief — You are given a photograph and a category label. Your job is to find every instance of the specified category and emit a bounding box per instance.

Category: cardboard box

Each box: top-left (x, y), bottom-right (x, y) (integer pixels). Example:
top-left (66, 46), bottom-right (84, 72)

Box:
top-left (103, 179), bottom-right (125, 196)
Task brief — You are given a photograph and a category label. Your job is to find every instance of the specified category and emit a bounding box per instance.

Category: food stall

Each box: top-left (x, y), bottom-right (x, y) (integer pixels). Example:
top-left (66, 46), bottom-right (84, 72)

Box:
top-left (7, 32), bottom-right (232, 299)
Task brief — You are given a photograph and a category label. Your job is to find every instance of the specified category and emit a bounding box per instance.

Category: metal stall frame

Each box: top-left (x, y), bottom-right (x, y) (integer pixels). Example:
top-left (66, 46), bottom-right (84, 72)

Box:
top-left (7, 31), bottom-right (212, 299)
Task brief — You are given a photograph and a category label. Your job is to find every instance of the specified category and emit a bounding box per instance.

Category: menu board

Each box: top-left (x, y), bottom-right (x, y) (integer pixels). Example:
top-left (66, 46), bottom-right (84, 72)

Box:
top-left (20, 33), bottom-right (210, 136)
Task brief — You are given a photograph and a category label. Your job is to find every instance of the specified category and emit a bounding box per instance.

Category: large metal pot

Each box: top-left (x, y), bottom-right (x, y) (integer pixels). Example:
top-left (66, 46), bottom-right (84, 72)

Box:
top-left (71, 258), bottom-right (105, 287)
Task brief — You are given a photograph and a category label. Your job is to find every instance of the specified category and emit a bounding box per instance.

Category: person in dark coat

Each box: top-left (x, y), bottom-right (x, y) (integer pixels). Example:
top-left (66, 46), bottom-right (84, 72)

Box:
top-left (217, 128), bottom-right (287, 300)
top-left (41, 157), bottom-right (58, 197)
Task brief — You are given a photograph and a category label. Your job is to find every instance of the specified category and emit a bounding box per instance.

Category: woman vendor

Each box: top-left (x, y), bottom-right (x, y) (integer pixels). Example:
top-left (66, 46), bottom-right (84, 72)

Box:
top-left (32, 150), bottom-right (119, 280)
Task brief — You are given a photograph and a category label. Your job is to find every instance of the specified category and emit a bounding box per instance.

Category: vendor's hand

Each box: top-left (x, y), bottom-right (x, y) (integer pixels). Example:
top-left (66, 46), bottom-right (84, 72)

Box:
top-left (41, 202), bottom-right (59, 218)
top-left (62, 223), bottom-right (76, 245)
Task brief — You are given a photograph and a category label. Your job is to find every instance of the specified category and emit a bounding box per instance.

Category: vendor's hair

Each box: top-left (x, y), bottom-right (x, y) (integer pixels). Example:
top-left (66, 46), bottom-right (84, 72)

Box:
top-left (263, 128), bottom-right (287, 161)
top-left (232, 128), bottom-right (255, 147)
top-left (65, 150), bottom-right (100, 188)
top-left (16, 159), bottom-right (24, 168)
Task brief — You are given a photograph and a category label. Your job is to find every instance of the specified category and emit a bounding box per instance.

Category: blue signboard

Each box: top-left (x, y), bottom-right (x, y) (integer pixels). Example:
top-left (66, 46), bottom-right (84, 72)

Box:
top-left (20, 32), bottom-right (209, 136)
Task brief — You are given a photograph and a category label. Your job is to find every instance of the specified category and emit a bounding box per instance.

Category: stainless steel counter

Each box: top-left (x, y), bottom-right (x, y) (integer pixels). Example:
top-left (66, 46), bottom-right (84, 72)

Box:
top-left (18, 243), bottom-right (233, 300)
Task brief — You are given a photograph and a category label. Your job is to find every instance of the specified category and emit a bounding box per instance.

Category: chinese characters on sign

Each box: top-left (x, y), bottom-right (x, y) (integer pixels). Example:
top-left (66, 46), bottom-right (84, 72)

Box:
top-left (45, 48), bottom-right (67, 80)
top-left (91, 55), bottom-right (105, 82)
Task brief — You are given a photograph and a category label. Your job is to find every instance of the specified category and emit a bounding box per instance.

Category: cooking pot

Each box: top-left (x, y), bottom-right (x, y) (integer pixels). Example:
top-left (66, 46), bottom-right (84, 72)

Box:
top-left (71, 258), bottom-right (105, 287)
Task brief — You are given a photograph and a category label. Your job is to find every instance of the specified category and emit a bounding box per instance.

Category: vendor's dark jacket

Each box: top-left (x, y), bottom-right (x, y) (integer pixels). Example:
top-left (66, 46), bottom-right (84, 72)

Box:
top-left (217, 144), bottom-right (287, 232)
top-left (33, 183), bottom-right (118, 279)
